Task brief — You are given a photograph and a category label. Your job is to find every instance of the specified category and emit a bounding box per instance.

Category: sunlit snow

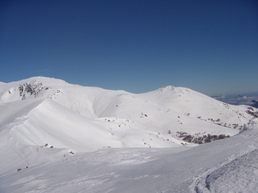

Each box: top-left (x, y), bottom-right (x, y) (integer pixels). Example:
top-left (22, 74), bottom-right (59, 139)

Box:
top-left (0, 77), bottom-right (257, 192)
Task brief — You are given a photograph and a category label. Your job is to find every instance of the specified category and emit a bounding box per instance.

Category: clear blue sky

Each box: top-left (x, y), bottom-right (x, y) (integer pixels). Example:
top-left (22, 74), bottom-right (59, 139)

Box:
top-left (1, 0), bottom-right (257, 95)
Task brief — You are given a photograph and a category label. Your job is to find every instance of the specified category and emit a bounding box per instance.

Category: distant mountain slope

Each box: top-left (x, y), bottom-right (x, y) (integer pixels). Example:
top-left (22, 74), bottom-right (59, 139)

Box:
top-left (0, 76), bottom-right (257, 153)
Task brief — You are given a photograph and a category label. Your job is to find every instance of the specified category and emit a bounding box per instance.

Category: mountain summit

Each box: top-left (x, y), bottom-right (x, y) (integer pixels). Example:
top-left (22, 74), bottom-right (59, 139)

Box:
top-left (1, 76), bottom-right (258, 192)
top-left (0, 76), bottom-right (255, 151)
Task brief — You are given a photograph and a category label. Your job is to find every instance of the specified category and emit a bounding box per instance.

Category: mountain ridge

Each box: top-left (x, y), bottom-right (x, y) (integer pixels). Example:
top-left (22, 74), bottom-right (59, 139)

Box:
top-left (1, 76), bottom-right (256, 152)
top-left (1, 77), bottom-right (258, 192)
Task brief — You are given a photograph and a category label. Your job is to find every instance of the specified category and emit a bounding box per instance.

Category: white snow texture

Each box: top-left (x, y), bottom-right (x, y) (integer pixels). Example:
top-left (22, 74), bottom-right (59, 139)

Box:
top-left (0, 77), bottom-right (258, 193)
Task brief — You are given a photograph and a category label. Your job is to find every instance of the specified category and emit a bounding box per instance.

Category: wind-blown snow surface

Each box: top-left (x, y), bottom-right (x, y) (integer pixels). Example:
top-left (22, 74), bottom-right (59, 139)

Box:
top-left (1, 77), bottom-right (258, 192)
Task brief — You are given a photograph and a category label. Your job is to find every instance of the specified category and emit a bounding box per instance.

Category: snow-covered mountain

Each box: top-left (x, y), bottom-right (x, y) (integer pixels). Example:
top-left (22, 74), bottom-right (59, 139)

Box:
top-left (1, 77), bottom-right (258, 192)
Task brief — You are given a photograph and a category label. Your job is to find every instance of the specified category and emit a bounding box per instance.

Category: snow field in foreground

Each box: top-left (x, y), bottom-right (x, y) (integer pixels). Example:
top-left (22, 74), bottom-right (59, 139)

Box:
top-left (1, 120), bottom-right (258, 193)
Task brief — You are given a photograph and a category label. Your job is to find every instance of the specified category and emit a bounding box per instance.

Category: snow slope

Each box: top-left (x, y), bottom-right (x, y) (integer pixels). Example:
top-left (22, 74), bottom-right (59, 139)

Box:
top-left (0, 77), bottom-right (254, 148)
top-left (1, 120), bottom-right (258, 193)
top-left (1, 77), bottom-right (258, 192)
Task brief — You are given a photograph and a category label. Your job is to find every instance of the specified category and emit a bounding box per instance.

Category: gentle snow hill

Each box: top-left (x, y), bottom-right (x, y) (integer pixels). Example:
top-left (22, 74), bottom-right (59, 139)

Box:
top-left (0, 76), bottom-right (257, 152)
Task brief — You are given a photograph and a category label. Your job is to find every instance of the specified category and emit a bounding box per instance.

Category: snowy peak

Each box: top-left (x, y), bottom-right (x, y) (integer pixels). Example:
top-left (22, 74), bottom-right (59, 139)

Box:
top-left (0, 76), bottom-right (257, 153)
top-left (0, 77), bottom-right (63, 102)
